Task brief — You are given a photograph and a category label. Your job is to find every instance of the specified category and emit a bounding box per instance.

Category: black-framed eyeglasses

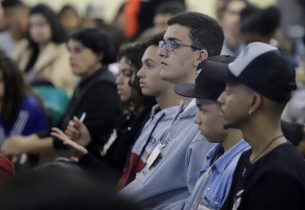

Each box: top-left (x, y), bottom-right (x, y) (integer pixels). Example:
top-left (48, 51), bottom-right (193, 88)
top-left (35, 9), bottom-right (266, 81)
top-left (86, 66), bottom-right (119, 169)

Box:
top-left (158, 39), bottom-right (201, 52)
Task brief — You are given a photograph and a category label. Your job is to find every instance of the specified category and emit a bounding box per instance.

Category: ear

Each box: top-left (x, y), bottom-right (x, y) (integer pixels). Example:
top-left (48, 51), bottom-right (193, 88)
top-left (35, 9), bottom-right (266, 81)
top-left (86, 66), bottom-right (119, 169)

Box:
top-left (193, 49), bottom-right (208, 67)
top-left (249, 93), bottom-right (262, 114)
top-left (97, 53), bottom-right (104, 62)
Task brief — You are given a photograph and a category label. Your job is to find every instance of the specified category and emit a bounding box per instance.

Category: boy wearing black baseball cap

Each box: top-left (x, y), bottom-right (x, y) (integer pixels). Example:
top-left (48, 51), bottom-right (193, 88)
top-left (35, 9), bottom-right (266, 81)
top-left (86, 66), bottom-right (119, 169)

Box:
top-left (205, 42), bottom-right (305, 210)
top-left (161, 55), bottom-right (250, 209)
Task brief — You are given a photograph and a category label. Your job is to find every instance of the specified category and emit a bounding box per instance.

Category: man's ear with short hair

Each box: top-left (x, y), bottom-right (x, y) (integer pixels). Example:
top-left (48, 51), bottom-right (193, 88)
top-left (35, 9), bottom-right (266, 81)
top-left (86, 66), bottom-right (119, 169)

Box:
top-left (193, 49), bottom-right (208, 67)
top-left (249, 93), bottom-right (262, 115)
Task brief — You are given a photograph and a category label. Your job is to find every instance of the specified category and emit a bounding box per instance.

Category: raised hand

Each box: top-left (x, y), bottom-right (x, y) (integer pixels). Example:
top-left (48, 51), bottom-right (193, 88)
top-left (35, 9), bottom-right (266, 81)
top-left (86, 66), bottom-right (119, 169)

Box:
top-left (64, 116), bottom-right (91, 147)
top-left (51, 127), bottom-right (88, 156)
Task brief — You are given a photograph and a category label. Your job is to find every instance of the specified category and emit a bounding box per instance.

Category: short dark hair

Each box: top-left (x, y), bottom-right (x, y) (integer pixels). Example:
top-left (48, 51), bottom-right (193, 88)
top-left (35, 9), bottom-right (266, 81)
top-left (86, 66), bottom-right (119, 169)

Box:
top-left (118, 43), bottom-right (146, 71)
top-left (281, 120), bottom-right (305, 146)
top-left (68, 28), bottom-right (115, 65)
top-left (168, 12), bottom-right (224, 56)
top-left (2, 0), bottom-right (24, 8)
top-left (240, 5), bottom-right (281, 37)
top-left (0, 53), bottom-right (27, 126)
top-left (144, 32), bottom-right (165, 48)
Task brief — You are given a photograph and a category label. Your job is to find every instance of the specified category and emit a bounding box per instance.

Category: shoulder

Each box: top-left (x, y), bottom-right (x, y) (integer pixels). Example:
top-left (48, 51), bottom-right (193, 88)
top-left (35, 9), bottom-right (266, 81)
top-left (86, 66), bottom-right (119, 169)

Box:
top-left (21, 94), bottom-right (42, 110)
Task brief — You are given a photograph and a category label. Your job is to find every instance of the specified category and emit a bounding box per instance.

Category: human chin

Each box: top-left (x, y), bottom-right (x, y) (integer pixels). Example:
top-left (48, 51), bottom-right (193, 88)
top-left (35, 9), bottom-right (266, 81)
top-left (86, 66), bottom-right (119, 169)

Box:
top-left (141, 88), bottom-right (153, 96)
top-left (223, 119), bottom-right (240, 130)
top-left (160, 69), bottom-right (175, 82)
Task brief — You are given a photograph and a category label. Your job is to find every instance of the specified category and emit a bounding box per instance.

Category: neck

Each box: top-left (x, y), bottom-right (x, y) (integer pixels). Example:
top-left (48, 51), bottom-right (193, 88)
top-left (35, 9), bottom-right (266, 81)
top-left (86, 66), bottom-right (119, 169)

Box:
top-left (39, 43), bottom-right (47, 52)
top-left (81, 63), bottom-right (102, 79)
top-left (182, 96), bottom-right (193, 106)
top-left (156, 86), bottom-right (181, 110)
top-left (225, 33), bottom-right (242, 48)
top-left (221, 129), bottom-right (243, 152)
top-left (242, 116), bottom-right (286, 162)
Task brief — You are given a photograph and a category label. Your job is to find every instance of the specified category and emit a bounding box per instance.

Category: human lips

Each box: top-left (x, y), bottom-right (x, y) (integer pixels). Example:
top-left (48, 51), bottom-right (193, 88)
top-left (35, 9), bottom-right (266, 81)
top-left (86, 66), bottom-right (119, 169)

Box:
top-left (160, 61), bottom-right (168, 68)
top-left (117, 87), bottom-right (125, 96)
top-left (139, 80), bottom-right (146, 88)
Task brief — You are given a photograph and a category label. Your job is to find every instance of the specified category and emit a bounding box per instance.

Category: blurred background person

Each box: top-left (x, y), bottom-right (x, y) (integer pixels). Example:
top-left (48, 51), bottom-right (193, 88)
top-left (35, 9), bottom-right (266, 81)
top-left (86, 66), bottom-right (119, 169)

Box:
top-left (217, 0), bottom-right (248, 56)
top-left (1, 28), bottom-right (121, 167)
top-left (12, 3), bottom-right (76, 95)
top-left (281, 121), bottom-right (305, 159)
top-left (0, 52), bottom-right (47, 171)
top-left (58, 4), bottom-right (81, 35)
top-left (137, 1), bottom-right (186, 41)
top-left (50, 43), bottom-right (156, 182)
top-left (123, 0), bottom-right (185, 40)
top-left (0, 0), bottom-right (29, 57)
top-left (239, 5), bottom-right (281, 45)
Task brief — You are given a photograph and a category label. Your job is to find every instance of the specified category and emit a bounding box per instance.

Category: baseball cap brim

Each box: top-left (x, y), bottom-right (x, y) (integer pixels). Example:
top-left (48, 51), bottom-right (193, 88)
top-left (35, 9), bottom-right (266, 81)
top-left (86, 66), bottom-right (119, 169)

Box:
top-left (175, 83), bottom-right (197, 98)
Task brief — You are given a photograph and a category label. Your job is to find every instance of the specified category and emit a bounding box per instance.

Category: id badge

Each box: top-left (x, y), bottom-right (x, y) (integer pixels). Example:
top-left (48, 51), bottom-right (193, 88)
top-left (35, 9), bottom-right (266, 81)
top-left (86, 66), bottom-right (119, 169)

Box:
top-left (232, 189), bottom-right (244, 210)
top-left (145, 144), bottom-right (161, 169)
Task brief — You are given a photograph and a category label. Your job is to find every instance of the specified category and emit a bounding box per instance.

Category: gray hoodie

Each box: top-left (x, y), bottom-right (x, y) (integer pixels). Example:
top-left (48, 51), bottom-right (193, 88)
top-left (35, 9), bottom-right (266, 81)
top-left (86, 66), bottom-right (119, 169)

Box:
top-left (120, 99), bottom-right (214, 208)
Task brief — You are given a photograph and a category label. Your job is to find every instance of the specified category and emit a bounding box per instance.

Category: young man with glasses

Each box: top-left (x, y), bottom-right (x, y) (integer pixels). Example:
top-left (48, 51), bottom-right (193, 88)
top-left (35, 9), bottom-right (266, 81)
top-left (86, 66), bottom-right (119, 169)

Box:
top-left (120, 12), bottom-right (224, 208)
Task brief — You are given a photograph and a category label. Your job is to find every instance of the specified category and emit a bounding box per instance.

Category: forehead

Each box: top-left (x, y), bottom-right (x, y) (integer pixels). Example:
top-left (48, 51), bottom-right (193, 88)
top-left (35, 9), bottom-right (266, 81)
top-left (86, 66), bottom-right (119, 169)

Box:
top-left (142, 46), bottom-right (159, 60)
top-left (119, 57), bottom-right (132, 67)
top-left (67, 39), bottom-right (83, 48)
top-left (29, 13), bottom-right (46, 21)
top-left (227, 83), bottom-right (254, 94)
top-left (164, 24), bottom-right (191, 42)
top-left (196, 99), bottom-right (217, 107)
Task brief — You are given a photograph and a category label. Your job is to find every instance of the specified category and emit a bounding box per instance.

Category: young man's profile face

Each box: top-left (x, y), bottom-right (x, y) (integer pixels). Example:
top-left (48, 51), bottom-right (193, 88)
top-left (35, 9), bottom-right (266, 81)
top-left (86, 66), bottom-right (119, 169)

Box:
top-left (218, 83), bottom-right (254, 129)
top-left (158, 24), bottom-right (199, 84)
top-left (137, 45), bottom-right (172, 96)
top-left (194, 99), bottom-right (227, 142)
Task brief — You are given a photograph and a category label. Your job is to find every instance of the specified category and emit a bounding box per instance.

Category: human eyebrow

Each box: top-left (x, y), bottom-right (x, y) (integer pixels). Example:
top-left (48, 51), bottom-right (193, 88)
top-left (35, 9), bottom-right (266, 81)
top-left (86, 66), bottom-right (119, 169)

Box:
top-left (166, 37), bottom-right (182, 42)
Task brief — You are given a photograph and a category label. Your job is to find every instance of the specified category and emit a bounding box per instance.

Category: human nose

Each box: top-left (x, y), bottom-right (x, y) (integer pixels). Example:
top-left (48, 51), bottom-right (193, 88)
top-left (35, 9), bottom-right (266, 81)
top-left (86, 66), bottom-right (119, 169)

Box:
top-left (158, 44), bottom-right (168, 57)
top-left (137, 67), bottom-right (144, 78)
top-left (194, 111), bottom-right (201, 125)
top-left (116, 73), bottom-right (123, 85)
top-left (217, 91), bottom-right (225, 105)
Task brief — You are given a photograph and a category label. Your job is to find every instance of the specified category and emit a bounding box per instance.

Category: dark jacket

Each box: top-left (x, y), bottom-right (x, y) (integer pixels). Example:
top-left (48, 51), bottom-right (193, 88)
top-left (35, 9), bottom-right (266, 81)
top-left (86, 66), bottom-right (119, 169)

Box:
top-left (39, 66), bottom-right (121, 158)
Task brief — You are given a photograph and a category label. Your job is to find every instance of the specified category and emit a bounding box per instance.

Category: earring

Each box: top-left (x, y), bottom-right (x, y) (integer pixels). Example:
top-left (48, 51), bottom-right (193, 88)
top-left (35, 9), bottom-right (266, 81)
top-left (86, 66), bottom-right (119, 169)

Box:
top-left (249, 110), bottom-right (253, 116)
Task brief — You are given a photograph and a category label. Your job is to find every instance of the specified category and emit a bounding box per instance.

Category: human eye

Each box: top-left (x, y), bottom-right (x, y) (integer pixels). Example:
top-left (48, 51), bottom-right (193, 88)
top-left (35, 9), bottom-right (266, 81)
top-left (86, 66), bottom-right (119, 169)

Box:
top-left (169, 40), bottom-right (177, 49)
top-left (73, 47), bottom-right (83, 53)
top-left (122, 69), bottom-right (133, 77)
top-left (146, 61), bottom-right (156, 69)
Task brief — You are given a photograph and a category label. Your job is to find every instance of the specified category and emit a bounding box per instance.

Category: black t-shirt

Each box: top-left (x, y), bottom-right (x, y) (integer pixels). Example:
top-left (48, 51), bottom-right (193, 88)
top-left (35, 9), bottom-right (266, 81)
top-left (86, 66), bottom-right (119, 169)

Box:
top-left (222, 142), bottom-right (305, 210)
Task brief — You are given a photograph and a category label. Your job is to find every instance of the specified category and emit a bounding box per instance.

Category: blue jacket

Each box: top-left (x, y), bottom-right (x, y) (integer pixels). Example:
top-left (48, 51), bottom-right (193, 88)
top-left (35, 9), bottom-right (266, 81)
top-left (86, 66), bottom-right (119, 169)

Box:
top-left (120, 99), bottom-right (214, 208)
top-left (0, 94), bottom-right (47, 145)
top-left (184, 140), bottom-right (250, 210)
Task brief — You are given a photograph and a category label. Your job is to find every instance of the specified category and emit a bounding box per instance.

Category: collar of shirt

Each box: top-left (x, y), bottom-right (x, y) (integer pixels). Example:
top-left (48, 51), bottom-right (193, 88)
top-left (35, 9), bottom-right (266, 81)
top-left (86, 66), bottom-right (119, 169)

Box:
top-left (200, 139), bottom-right (249, 176)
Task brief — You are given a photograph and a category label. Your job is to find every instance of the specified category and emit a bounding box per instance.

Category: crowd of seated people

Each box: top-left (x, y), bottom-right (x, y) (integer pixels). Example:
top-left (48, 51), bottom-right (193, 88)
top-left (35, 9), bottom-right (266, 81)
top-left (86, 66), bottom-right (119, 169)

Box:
top-left (0, 0), bottom-right (304, 209)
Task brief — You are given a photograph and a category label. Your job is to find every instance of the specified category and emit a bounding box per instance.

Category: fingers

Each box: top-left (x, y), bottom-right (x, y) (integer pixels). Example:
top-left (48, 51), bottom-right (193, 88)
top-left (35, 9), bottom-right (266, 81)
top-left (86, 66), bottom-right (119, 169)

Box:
top-left (50, 128), bottom-right (88, 155)
top-left (51, 127), bottom-right (70, 142)
top-left (65, 120), bottom-right (80, 140)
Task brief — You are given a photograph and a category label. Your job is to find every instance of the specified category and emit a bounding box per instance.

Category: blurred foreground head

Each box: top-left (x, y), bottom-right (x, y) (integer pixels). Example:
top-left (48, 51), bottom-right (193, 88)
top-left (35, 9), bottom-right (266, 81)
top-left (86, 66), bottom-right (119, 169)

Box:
top-left (0, 167), bottom-right (142, 210)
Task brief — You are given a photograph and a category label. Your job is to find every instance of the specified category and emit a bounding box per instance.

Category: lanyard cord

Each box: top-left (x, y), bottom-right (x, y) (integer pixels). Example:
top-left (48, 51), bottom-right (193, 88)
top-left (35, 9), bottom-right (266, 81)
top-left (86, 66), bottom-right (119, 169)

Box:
top-left (127, 112), bottom-right (166, 182)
